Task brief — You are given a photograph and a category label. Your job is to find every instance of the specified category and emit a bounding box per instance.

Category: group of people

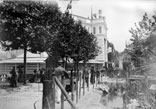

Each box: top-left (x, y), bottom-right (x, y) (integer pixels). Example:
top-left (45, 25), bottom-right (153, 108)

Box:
top-left (9, 66), bottom-right (24, 87)
top-left (32, 68), bottom-right (45, 83)
top-left (9, 66), bottom-right (45, 87)
top-left (83, 66), bottom-right (101, 89)
top-left (54, 63), bottom-right (102, 103)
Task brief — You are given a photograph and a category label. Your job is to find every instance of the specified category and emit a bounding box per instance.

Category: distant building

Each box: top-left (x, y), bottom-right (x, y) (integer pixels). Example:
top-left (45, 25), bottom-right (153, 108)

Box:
top-left (0, 50), bottom-right (47, 75)
top-left (118, 50), bottom-right (132, 70)
top-left (72, 9), bottom-right (108, 64)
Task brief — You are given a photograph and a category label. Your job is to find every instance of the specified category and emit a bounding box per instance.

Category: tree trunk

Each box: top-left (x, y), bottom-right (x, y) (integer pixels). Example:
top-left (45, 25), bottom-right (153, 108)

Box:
top-left (42, 55), bottom-right (59, 109)
top-left (23, 43), bottom-right (27, 85)
top-left (42, 80), bottom-right (55, 109)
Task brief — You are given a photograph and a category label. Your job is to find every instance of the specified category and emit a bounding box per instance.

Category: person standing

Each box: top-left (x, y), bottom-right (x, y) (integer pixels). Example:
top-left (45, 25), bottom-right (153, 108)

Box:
top-left (33, 69), bottom-right (38, 82)
top-left (17, 66), bottom-right (23, 83)
top-left (55, 63), bottom-right (68, 103)
top-left (90, 66), bottom-right (96, 89)
top-left (96, 70), bottom-right (100, 84)
top-left (83, 65), bottom-right (89, 89)
top-left (10, 67), bottom-right (17, 87)
top-left (39, 68), bottom-right (45, 83)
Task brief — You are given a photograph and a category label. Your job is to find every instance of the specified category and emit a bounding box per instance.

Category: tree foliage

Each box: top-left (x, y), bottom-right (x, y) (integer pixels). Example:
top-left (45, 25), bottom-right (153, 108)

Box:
top-left (128, 13), bottom-right (156, 67)
top-left (0, 0), bottom-right (100, 69)
top-left (0, 0), bottom-right (62, 84)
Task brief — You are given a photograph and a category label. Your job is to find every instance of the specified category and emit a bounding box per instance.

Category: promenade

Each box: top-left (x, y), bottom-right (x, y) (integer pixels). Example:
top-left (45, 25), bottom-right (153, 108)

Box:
top-left (0, 78), bottom-right (124, 109)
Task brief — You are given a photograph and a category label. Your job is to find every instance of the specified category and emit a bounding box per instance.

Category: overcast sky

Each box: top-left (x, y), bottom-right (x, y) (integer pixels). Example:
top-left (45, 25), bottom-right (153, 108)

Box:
top-left (57, 0), bottom-right (156, 52)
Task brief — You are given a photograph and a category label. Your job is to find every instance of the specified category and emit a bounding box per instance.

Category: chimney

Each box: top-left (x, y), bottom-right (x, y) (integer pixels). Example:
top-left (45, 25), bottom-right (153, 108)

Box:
top-left (98, 9), bottom-right (102, 18)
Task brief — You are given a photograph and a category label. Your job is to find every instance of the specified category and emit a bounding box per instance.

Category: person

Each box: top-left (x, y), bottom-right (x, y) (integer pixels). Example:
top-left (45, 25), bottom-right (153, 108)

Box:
top-left (83, 65), bottom-right (89, 88)
top-left (39, 68), bottom-right (45, 83)
top-left (90, 66), bottom-right (96, 89)
top-left (33, 70), bottom-right (38, 82)
top-left (17, 66), bottom-right (23, 83)
top-left (55, 63), bottom-right (68, 103)
top-left (10, 67), bottom-right (17, 87)
top-left (96, 70), bottom-right (100, 84)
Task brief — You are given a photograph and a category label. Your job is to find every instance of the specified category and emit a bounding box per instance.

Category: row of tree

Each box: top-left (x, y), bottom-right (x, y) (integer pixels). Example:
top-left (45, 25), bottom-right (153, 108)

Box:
top-left (0, 0), bottom-right (100, 84)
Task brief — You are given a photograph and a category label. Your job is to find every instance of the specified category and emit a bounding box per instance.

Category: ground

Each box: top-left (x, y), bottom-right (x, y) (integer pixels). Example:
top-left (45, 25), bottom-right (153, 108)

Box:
top-left (0, 78), bottom-right (124, 109)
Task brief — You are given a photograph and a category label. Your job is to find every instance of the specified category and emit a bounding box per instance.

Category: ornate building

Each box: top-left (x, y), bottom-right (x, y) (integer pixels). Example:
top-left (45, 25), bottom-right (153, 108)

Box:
top-left (72, 10), bottom-right (108, 63)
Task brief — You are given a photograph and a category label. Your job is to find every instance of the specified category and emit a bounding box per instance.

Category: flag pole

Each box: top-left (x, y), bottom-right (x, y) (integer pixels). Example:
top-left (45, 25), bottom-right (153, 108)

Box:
top-left (90, 1), bottom-right (93, 34)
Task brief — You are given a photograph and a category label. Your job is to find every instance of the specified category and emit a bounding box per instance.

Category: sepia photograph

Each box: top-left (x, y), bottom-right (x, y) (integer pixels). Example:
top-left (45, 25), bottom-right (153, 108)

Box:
top-left (0, 0), bottom-right (156, 109)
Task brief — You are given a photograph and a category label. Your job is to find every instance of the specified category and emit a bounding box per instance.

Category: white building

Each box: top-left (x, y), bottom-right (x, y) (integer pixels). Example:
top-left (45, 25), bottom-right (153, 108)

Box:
top-left (73, 10), bottom-right (108, 63)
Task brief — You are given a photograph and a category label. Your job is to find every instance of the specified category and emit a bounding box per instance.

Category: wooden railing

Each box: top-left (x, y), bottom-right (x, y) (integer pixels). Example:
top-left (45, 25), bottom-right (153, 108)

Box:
top-left (42, 70), bottom-right (92, 109)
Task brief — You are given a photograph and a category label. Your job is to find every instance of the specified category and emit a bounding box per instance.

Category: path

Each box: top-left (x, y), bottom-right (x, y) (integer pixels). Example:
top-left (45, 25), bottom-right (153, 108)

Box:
top-left (0, 78), bottom-right (124, 109)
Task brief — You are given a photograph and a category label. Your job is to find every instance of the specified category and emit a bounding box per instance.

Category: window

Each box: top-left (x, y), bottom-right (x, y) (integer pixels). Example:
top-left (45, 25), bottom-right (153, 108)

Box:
top-left (99, 26), bottom-right (102, 33)
top-left (88, 27), bottom-right (90, 32)
top-left (93, 27), bottom-right (96, 34)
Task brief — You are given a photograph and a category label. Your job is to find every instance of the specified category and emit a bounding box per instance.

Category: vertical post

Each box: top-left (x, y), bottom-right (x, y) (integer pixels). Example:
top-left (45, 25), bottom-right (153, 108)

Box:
top-left (83, 71), bottom-right (85, 96)
top-left (42, 79), bottom-right (55, 109)
top-left (79, 72), bottom-right (81, 99)
top-left (76, 70), bottom-right (79, 103)
top-left (88, 70), bottom-right (89, 92)
top-left (61, 75), bottom-right (65, 109)
top-left (71, 70), bottom-right (74, 101)
top-left (76, 61), bottom-right (79, 103)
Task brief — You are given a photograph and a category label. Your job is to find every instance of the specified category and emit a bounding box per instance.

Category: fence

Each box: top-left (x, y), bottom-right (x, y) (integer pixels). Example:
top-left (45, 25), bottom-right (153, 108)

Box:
top-left (42, 69), bottom-right (94, 109)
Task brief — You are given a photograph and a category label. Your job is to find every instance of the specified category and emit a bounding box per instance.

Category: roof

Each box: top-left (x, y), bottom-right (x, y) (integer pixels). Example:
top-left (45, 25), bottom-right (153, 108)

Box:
top-left (0, 57), bottom-right (47, 63)
top-left (17, 51), bottom-right (48, 58)
top-left (0, 51), bottom-right (48, 64)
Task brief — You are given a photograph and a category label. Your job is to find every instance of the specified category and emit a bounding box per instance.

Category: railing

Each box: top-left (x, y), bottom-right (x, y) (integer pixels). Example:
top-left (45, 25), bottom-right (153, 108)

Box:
top-left (42, 70), bottom-right (93, 109)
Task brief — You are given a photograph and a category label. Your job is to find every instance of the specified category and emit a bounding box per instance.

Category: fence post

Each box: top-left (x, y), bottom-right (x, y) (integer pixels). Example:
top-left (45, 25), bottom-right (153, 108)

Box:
top-left (61, 75), bottom-right (65, 109)
top-left (76, 70), bottom-right (79, 103)
top-left (83, 71), bottom-right (85, 96)
top-left (79, 72), bottom-right (82, 99)
top-left (71, 70), bottom-right (74, 101)
top-left (55, 77), bottom-right (77, 109)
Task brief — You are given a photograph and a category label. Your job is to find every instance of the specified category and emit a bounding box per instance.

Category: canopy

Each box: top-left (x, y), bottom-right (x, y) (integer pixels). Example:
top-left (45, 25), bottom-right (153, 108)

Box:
top-left (0, 57), bottom-right (47, 63)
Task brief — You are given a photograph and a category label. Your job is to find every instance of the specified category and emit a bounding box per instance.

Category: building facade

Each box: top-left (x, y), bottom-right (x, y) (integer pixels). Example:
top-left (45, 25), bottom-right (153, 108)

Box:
top-left (118, 51), bottom-right (132, 70)
top-left (72, 10), bottom-right (108, 63)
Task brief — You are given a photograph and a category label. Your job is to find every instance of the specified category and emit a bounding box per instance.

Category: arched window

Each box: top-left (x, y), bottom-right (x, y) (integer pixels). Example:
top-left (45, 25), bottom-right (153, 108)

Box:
top-left (93, 27), bottom-right (96, 34)
top-left (99, 26), bottom-right (102, 33)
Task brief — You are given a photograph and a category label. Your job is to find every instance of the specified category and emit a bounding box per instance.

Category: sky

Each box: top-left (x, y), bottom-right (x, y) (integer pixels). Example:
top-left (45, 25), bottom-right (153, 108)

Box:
top-left (57, 0), bottom-right (156, 52)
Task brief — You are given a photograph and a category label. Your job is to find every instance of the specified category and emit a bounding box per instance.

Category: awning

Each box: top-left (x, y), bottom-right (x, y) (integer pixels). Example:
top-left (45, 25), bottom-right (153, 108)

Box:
top-left (0, 57), bottom-right (47, 64)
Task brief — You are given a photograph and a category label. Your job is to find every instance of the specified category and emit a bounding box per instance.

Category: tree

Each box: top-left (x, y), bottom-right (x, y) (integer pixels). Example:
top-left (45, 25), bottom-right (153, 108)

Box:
top-left (0, 0), bottom-right (62, 84)
top-left (128, 13), bottom-right (156, 68)
top-left (128, 13), bottom-right (156, 108)
top-left (30, 11), bottom-right (100, 104)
